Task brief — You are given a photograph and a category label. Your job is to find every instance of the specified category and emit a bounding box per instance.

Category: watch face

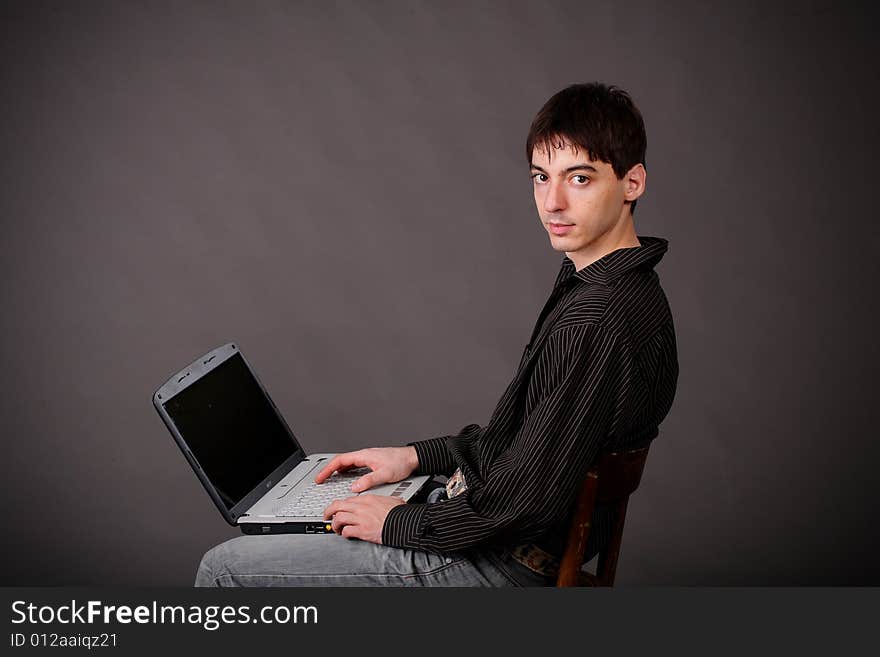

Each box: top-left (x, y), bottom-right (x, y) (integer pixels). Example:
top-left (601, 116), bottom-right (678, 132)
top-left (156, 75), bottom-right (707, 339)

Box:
top-left (445, 468), bottom-right (468, 499)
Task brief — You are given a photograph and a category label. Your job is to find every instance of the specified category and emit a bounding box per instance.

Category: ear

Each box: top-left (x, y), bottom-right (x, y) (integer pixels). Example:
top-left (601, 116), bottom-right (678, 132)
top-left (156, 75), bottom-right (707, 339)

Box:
top-left (623, 163), bottom-right (646, 203)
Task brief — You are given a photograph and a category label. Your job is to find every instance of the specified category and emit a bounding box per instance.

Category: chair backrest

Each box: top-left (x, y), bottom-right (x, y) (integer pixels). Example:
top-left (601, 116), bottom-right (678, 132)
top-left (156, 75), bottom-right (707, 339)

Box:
top-left (555, 444), bottom-right (651, 587)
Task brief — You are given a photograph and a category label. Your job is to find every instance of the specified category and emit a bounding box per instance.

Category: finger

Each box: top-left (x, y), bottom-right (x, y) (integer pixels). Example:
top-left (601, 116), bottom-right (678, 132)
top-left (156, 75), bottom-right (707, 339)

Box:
top-left (341, 524), bottom-right (365, 540)
top-left (314, 452), bottom-right (361, 483)
top-left (314, 454), bottom-right (352, 483)
top-left (330, 511), bottom-right (358, 534)
top-left (323, 495), bottom-right (360, 519)
top-left (323, 500), bottom-right (341, 519)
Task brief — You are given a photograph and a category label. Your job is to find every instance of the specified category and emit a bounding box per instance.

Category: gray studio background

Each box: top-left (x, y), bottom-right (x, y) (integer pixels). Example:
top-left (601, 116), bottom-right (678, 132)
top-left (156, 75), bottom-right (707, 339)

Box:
top-left (2, 1), bottom-right (877, 585)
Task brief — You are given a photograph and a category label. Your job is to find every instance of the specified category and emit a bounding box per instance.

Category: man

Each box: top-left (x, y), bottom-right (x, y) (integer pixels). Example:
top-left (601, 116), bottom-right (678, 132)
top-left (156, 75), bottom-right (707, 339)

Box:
top-left (195, 82), bottom-right (678, 587)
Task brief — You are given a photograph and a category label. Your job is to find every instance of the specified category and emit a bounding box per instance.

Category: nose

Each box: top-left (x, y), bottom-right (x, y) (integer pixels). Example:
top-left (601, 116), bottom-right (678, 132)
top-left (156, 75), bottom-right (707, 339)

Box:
top-left (542, 179), bottom-right (566, 213)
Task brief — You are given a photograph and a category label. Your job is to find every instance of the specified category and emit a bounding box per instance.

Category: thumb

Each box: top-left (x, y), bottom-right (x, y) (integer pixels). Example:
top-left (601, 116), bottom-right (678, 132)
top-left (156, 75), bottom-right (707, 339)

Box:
top-left (351, 473), bottom-right (377, 493)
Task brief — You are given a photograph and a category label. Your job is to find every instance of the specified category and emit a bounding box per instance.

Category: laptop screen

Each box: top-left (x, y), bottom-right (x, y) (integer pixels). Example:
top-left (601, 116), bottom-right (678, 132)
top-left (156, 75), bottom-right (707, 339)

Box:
top-left (162, 352), bottom-right (299, 510)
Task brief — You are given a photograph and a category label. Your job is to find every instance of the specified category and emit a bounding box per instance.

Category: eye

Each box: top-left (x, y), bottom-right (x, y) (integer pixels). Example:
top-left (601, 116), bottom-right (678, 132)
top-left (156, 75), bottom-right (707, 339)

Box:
top-left (530, 173), bottom-right (548, 183)
top-left (572, 175), bottom-right (590, 184)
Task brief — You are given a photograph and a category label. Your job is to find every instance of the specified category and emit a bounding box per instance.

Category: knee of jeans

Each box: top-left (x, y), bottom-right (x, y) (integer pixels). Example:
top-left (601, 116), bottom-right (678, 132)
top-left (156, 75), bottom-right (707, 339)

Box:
top-left (194, 544), bottom-right (224, 587)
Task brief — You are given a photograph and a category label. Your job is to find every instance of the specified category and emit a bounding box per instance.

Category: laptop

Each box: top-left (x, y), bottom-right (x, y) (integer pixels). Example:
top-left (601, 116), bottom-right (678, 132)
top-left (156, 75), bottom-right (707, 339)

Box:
top-left (153, 342), bottom-right (430, 535)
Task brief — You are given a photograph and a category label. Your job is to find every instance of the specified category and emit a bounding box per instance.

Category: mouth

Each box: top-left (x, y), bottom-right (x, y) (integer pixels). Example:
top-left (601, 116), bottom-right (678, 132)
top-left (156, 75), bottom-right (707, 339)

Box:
top-left (548, 222), bottom-right (575, 236)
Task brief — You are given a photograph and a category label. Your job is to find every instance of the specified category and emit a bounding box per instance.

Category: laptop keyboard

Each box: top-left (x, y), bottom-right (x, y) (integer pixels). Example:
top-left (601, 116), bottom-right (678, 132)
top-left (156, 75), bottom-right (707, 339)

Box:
top-left (271, 468), bottom-right (369, 517)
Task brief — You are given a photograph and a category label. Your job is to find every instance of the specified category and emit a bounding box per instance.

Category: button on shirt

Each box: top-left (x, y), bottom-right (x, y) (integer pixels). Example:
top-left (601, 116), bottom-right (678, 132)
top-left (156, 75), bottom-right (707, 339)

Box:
top-left (382, 235), bottom-right (679, 562)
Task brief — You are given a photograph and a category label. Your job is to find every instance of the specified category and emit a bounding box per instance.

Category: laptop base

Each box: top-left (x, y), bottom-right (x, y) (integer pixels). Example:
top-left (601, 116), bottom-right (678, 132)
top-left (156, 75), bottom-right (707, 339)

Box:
top-left (240, 521), bottom-right (335, 535)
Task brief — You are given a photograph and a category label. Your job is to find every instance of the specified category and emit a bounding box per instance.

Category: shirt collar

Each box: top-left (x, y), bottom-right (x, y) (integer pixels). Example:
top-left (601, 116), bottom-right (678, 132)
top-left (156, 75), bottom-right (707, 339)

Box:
top-left (555, 235), bottom-right (670, 287)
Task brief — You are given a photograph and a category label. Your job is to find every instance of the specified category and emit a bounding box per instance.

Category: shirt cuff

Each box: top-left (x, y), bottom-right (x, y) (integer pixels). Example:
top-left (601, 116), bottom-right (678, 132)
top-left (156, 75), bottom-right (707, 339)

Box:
top-left (382, 502), bottom-right (429, 550)
top-left (407, 436), bottom-right (456, 476)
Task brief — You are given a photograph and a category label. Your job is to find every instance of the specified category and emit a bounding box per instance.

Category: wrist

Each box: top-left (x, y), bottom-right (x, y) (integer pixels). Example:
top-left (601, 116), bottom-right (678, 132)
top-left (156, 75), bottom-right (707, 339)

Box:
top-left (404, 445), bottom-right (419, 473)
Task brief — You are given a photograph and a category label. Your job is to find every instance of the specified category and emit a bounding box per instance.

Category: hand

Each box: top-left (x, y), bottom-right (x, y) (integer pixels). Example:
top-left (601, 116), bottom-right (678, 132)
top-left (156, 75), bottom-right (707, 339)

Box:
top-left (314, 446), bottom-right (419, 492)
top-left (323, 494), bottom-right (405, 543)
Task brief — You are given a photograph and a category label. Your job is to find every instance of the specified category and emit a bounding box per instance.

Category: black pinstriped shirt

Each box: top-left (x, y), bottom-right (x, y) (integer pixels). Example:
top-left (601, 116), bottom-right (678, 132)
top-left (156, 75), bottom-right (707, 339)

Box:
top-left (382, 235), bottom-right (678, 563)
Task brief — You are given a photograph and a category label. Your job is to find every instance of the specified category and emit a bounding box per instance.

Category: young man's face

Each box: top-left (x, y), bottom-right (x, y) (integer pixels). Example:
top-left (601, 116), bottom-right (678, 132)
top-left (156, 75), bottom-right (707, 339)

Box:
top-left (530, 140), bottom-right (644, 267)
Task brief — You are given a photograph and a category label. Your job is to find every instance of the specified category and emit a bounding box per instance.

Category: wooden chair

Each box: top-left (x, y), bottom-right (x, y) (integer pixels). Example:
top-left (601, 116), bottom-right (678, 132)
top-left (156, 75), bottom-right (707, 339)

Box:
top-left (555, 444), bottom-right (651, 587)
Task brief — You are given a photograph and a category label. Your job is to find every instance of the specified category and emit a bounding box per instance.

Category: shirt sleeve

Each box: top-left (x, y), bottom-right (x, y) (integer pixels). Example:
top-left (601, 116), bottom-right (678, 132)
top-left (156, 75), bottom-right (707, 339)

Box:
top-left (382, 322), bottom-right (621, 552)
top-left (406, 424), bottom-right (482, 476)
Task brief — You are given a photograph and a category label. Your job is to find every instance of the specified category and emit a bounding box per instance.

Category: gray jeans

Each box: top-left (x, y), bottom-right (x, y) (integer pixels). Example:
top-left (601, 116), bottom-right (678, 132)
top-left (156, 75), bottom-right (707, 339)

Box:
top-left (195, 535), bottom-right (555, 587)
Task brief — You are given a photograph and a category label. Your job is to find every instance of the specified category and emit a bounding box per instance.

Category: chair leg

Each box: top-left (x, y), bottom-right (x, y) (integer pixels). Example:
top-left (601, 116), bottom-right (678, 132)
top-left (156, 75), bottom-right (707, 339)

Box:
top-left (556, 472), bottom-right (599, 587)
top-left (596, 499), bottom-right (629, 586)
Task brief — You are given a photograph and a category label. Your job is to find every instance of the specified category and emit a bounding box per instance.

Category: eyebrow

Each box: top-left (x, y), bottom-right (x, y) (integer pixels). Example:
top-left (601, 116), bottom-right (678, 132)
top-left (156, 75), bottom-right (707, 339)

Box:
top-left (529, 163), bottom-right (598, 174)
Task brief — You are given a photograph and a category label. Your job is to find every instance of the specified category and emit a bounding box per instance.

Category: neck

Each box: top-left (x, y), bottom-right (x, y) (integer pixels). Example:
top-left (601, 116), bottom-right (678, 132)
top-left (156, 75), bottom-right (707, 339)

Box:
top-left (566, 215), bottom-right (641, 271)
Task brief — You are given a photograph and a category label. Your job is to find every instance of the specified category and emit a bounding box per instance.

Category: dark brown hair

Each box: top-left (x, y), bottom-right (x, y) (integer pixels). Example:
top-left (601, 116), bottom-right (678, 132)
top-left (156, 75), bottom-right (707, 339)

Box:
top-left (526, 82), bottom-right (647, 214)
